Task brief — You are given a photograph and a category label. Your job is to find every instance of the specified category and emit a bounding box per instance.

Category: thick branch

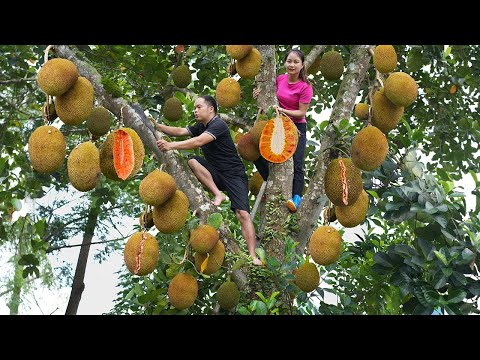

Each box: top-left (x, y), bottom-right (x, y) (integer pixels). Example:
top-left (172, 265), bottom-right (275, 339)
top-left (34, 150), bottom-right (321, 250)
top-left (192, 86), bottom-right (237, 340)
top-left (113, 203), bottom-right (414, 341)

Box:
top-left (304, 45), bottom-right (327, 69)
top-left (0, 77), bottom-right (36, 85)
top-left (296, 45), bottom-right (372, 251)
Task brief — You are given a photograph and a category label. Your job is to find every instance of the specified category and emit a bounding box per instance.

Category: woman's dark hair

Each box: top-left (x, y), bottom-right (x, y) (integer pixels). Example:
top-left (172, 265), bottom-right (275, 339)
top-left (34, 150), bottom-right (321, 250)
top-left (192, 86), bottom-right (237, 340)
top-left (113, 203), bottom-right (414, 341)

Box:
top-left (199, 95), bottom-right (218, 113)
top-left (284, 49), bottom-right (311, 85)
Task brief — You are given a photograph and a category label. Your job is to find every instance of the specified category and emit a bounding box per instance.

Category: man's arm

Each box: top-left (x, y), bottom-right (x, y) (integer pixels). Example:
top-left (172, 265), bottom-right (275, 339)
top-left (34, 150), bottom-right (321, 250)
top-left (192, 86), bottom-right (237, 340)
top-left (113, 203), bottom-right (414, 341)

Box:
top-left (157, 132), bottom-right (214, 151)
top-left (157, 123), bottom-right (190, 137)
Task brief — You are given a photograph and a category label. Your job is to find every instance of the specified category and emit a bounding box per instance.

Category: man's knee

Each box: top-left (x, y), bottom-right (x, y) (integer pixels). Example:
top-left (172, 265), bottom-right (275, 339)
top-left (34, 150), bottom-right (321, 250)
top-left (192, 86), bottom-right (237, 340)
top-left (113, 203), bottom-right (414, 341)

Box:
top-left (187, 158), bottom-right (198, 170)
top-left (235, 209), bottom-right (250, 222)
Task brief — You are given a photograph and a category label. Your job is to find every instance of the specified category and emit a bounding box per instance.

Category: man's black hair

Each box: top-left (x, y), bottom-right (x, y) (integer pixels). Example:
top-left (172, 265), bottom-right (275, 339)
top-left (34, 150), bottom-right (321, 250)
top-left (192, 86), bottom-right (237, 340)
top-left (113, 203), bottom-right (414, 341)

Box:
top-left (198, 95), bottom-right (218, 113)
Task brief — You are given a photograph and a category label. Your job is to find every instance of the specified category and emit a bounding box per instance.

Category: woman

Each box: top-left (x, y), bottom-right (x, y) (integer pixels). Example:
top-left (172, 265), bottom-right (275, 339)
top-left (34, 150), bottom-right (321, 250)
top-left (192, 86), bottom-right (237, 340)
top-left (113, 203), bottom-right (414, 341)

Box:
top-left (253, 49), bottom-right (313, 212)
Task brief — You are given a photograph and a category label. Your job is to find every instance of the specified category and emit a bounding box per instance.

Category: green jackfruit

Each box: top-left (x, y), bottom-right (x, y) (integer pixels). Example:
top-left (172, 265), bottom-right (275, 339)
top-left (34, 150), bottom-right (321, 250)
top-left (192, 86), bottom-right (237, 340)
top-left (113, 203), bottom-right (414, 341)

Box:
top-left (153, 190), bottom-right (189, 234)
top-left (216, 281), bottom-right (240, 310)
top-left (384, 72), bottom-right (418, 107)
top-left (86, 107), bottom-right (112, 137)
top-left (294, 261), bottom-right (320, 292)
top-left (226, 45), bottom-right (253, 60)
top-left (248, 172), bottom-right (264, 196)
top-left (194, 240), bottom-right (225, 275)
top-left (163, 97), bottom-right (183, 121)
top-left (335, 189), bottom-right (369, 228)
top-left (320, 50), bottom-right (344, 81)
top-left (354, 103), bottom-right (369, 120)
top-left (324, 157), bottom-right (363, 207)
top-left (190, 224), bottom-right (219, 254)
top-left (371, 87), bottom-right (404, 134)
top-left (172, 65), bottom-right (192, 88)
top-left (236, 48), bottom-right (261, 79)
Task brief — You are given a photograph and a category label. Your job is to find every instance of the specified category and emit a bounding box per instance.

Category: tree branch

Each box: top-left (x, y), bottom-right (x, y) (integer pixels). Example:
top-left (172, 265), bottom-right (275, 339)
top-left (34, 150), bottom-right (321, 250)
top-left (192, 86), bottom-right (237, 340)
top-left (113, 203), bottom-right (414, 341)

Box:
top-left (304, 45), bottom-right (327, 69)
top-left (0, 77), bottom-right (36, 85)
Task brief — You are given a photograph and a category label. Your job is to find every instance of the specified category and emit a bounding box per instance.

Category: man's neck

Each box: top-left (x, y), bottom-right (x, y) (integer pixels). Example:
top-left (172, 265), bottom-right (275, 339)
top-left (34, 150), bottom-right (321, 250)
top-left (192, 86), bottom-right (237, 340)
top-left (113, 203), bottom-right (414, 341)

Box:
top-left (201, 114), bottom-right (216, 126)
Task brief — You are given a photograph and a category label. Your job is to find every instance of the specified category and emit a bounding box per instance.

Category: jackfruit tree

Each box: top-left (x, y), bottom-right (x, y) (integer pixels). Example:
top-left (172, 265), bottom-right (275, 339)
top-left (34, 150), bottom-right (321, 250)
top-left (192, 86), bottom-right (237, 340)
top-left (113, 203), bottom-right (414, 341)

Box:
top-left (1, 44), bottom-right (479, 315)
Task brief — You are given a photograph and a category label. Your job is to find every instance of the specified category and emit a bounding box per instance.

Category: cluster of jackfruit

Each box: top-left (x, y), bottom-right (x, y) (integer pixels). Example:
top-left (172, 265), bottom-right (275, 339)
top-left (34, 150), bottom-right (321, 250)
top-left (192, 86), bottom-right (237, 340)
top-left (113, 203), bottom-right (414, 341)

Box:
top-left (189, 224), bottom-right (225, 275)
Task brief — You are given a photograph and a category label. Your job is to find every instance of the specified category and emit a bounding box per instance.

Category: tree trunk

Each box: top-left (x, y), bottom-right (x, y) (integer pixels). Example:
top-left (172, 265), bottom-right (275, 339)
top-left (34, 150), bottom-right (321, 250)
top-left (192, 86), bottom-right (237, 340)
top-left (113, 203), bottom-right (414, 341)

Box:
top-left (7, 260), bottom-right (23, 314)
top-left (65, 202), bottom-right (99, 315)
top-left (296, 45), bottom-right (373, 251)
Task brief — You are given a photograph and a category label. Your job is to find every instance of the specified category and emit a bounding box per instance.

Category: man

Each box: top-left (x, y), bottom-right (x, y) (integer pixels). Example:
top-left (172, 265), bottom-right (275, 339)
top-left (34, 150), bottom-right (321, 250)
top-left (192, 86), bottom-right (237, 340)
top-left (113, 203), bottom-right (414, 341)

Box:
top-left (156, 95), bottom-right (263, 266)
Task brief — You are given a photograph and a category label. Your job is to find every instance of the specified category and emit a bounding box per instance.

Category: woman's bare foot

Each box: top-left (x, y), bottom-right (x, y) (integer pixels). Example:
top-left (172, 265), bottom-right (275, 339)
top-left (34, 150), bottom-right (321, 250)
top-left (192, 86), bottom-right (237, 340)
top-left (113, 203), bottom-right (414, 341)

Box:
top-left (212, 193), bottom-right (226, 206)
top-left (252, 257), bottom-right (263, 266)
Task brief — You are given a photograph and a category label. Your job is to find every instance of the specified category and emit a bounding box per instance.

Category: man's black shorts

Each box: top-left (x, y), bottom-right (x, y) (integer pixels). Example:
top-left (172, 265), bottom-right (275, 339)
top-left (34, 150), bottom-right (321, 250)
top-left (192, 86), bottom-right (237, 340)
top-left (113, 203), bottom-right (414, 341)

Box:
top-left (188, 155), bottom-right (250, 213)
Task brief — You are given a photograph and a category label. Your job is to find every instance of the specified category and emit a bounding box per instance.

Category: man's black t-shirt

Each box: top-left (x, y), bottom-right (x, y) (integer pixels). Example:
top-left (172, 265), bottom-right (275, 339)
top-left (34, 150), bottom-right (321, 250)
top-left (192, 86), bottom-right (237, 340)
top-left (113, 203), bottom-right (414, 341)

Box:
top-left (187, 115), bottom-right (245, 175)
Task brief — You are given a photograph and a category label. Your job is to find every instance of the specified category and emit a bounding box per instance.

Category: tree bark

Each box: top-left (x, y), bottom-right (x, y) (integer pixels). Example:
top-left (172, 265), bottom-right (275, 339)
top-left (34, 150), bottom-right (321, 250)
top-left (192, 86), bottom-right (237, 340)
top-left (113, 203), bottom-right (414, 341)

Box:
top-left (296, 45), bottom-right (372, 252)
top-left (65, 203), bottom-right (99, 315)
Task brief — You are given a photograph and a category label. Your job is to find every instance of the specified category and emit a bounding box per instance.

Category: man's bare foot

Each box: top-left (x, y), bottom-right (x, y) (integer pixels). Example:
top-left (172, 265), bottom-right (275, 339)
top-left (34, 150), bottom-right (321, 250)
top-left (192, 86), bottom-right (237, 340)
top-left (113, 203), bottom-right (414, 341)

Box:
top-left (252, 257), bottom-right (263, 266)
top-left (212, 193), bottom-right (226, 206)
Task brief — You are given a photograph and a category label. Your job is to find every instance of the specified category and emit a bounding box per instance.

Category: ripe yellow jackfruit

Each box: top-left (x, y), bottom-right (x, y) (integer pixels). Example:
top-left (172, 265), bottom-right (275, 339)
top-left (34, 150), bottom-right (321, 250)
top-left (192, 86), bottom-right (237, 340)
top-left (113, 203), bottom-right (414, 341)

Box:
top-left (371, 87), bottom-right (404, 134)
top-left (324, 157), bottom-right (363, 207)
top-left (294, 261), bottom-right (320, 292)
top-left (194, 240), bottom-right (225, 275)
top-left (190, 224), bottom-right (219, 254)
top-left (216, 281), bottom-right (240, 310)
top-left (351, 125), bottom-right (388, 171)
top-left (37, 58), bottom-right (79, 96)
top-left (373, 45), bottom-right (397, 73)
top-left (168, 273), bottom-right (198, 310)
top-left (28, 125), bottom-right (66, 174)
top-left (236, 48), bottom-right (261, 79)
top-left (226, 45), bottom-right (253, 60)
top-left (153, 190), bottom-right (189, 234)
top-left (384, 72), bottom-right (418, 107)
top-left (335, 189), bottom-right (369, 228)
top-left (56, 77), bottom-right (94, 126)
top-left (123, 232), bottom-right (159, 276)
top-left (354, 103), bottom-right (369, 120)
top-left (139, 169), bottom-right (177, 207)
top-left (308, 226), bottom-right (342, 265)
top-left (216, 78), bottom-right (241, 108)
top-left (67, 141), bottom-right (101, 192)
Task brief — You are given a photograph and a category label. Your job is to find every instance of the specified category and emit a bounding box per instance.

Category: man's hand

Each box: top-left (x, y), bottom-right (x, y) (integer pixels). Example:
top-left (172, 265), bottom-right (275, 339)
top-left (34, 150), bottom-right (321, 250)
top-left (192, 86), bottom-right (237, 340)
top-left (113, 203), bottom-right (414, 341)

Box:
top-left (157, 139), bottom-right (175, 151)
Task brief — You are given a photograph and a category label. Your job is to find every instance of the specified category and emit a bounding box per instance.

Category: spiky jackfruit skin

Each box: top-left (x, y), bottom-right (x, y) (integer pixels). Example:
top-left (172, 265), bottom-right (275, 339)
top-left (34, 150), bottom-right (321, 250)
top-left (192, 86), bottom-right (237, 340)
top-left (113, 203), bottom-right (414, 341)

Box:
top-left (308, 226), bottom-right (342, 265)
top-left (139, 169), bottom-right (177, 207)
top-left (37, 58), bottom-right (79, 96)
top-left (86, 107), bottom-right (112, 137)
top-left (294, 262), bottom-right (320, 292)
top-left (216, 78), bottom-right (241, 108)
top-left (324, 158), bottom-right (363, 207)
top-left (139, 210), bottom-right (154, 229)
top-left (373, 45), bottom-right (397, 73)
top-left (190, 224), bottom-right (219, 254)
top-left (354, 103), bottom-right (369, 120)
top-left (307, 55), bottom-right (322, 75)
top-left (194, 240), bottom-right (225, 275)
top-left (226, 45), bottom-right (253, 60)
top-left (249, 120), bottom-right (268, 147)
top-left (172, 65), bottom-right (192, 88)
top-left (28, 125), bottom-right (66, 174)
top-left (56, 77), bottom-right (94, 126)
top-left (216, 281), bottom-right (240, 310)
top-left (67, 141), bottom-right (101, 192)
top-left (351, 125), bottom-right (388, 171)
top-left (168, 273), bottom-right (198, 310)
top-left (99, 128), bottom-right (144, 181)
top-left (153, 190), bottom-right (189, 234)
top-left (384, 72), bottom-right (418, 107)
top-left (319, 50), bottom-right (344, 81)
top-left (162, 97), bottom-right (183, 121)
top-left (123, 232), bottom-right (159, 276)
top-left (248, 172), bottom-right (264, 195)
top-left (237, 132), bottom-right (260, 161)
top-left (371, 88), bottom-right (404, 134)
top-left (335, 189), bottom-right (369, 228)
top-left (236, 48), bottom-right (261, 79)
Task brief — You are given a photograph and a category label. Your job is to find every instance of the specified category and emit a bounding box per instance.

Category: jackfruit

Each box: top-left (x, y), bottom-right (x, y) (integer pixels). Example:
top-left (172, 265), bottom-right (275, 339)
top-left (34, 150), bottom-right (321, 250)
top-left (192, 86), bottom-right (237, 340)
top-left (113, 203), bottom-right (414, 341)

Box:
top-left (168, 273), bottom-right (198, 310)
top-left (294, 261), bottom-right (320, 292)
top-left (56, 77), bottom-right (94, 126)
top-left (190, 224), bottom-right (219, 254)
top-left (99, 127), bottom-right (144, 181)
top-left (249, 120), bottom-right (268, 147)
top-left (236, 48), bottom-right (261, 79)
top-left (123, 232), bottom-right (159, 276)
top-left (153, 190), bottom-right (189, 234)
top-left (28, 125), bottom-right (66, 174)
top-left (226, 45), bottom-right (253, 60)
top-left (216, 281), bottom-right (240, 310)
top-left (67, 141), bottom-right (101, 192)
top-left (319, 50), bottom-right (344, 81)
top-left (324, 158), bottom-right (363, 207)
top-left (139, 169), bottom-right (177, 206)
top-left (351, 125), bottom-right (388, 171)
top-left (216, 78), bottom-right (241, 108)
top-left (307, 55), bottom-right (322, 75)
top-left (373, 45), bottom-right (397, 73)
top-left (384, 72), bottom-right (418, 107)
top-left (86, 107), bottom-right (112, 137)
top-left (335, 189), bottom-right (369, 228)
top-left (172, 65), bottom-right (192, 88)
top-left (163, 97), bottom-right (183, 121)
top-left (371, 87), bottom-right (404, 134)
top-left (37, 58), bottom-right (79, 96)
top-left (237, 132), bottom-right (260, 161)
top-left (194, 240), bottom-right (225, 275)
top-left (308, 225), bottom-right (342, 265)
top-left (139, 210), bottom-right (154, 229)
top-left (248, 172), bottom-right (264, 196)
top-left (354, 103), bottom-right (369, 120)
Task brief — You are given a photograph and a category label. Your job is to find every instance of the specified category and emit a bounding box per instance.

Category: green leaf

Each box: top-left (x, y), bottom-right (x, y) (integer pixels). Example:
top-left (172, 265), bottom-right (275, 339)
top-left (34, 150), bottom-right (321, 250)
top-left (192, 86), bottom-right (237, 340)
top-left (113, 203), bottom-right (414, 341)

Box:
top-left (366, 190), bottom-right (378, 199)
top-left (125, 289), bottom-right (135, 300)
top-left (434, 250), bottom-right (448, 266)
top-left (237, 306), bottom-right (250, 315)
top-left (11, 198), bottom-right (22, 211)
top-left (444, 46), bottom-right (452, 58)
top-left (319, 120), bottom-right (329, 132)
top-left (433, 272), bottom-right (447, 290)
top-left (207, 212), bottom-right (223, 229)
top-left (373, 252), bottom-right (394, 268)
top-left (231, 258), bottom-right (246, 271)
top-left (447, 289), bottom-right (466, 304)
top-left (339, 118), bottom-right (349, 130)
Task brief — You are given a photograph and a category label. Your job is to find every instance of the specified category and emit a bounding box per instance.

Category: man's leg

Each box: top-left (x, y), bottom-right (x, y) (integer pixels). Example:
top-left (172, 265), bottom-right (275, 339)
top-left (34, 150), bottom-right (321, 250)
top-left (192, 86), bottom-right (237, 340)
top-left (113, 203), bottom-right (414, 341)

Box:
top-left (235, 209), bottom-right (263, 266)
top-left (187, 157), bottom-right (226, 206)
